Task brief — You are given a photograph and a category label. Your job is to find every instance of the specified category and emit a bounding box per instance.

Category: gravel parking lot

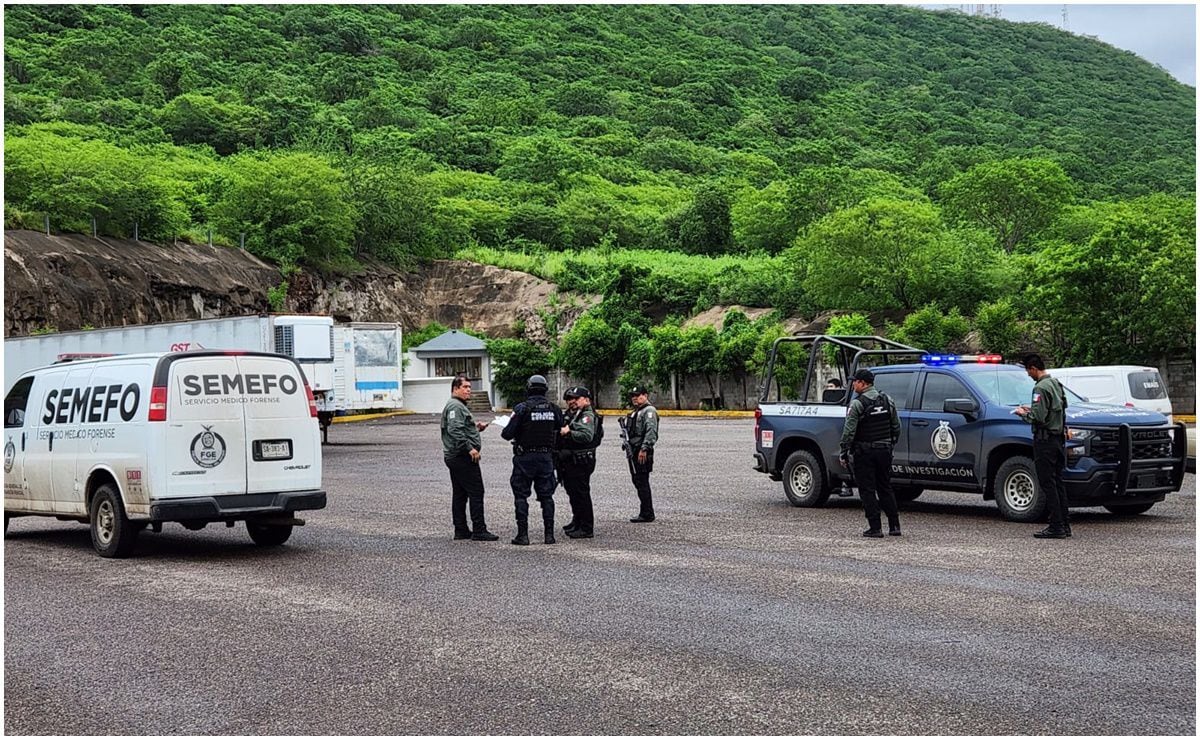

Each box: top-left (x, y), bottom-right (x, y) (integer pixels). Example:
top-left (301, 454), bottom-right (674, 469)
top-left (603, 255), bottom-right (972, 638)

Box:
top-left (5, 415), bottom-right (1195, 734)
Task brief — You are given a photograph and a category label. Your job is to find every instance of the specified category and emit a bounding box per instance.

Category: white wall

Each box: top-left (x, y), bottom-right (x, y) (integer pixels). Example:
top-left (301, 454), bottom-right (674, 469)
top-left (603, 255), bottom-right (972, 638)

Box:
top-left (405, 377), bottom-right (456, 414)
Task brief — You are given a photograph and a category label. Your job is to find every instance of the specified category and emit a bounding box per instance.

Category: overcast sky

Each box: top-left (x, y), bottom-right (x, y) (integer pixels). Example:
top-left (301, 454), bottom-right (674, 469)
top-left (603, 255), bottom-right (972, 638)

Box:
top-left (916, 4), bottom-right (1196, 86)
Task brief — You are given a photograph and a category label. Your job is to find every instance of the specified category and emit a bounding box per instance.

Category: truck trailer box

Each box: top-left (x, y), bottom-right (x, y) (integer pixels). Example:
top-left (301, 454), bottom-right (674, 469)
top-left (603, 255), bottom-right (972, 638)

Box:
top-left (4, 315), bottom-right (335, 399)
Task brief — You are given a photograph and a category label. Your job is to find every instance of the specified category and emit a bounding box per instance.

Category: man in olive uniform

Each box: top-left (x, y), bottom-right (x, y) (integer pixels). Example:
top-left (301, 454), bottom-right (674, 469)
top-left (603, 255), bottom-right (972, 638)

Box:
top-left (839, 368), bottom-right (902, 538)
top-left (501, 374), bottom-right (564, 545)
top-left (559, 386), bottom-right (603, 539)
top-left (441, 374), bottom-right (499, 541)
top-left (625, 385), bottom-right (659, 523)
top-left (1015, 353), bottom-right (1071, 539)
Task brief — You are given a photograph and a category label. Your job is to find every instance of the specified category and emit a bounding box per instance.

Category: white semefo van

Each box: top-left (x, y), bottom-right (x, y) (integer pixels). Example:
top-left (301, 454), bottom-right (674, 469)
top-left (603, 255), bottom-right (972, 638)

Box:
top-left (1052, 365), bottom-right (1174, 424)
top-left (3, 351), bottom-right (325, 557)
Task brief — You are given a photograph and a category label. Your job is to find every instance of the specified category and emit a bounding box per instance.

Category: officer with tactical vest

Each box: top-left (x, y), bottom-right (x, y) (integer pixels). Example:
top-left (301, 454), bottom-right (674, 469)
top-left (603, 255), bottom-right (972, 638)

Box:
top-left (1015, 353), bottom-right (1071, 539)
top-left (501, 374), bottom-right (565, 545)
top-left (624, 385), bottom-right (659, 523)
top-left (558, 386), bottom-right (603, 539)
top-left (839, 368), bottom-right (902, 538)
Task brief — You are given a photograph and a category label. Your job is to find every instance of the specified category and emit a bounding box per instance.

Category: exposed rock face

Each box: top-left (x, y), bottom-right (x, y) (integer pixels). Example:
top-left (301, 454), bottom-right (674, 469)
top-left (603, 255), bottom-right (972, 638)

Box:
top-left (4, 230), bottom-right (278, 336)
top-left (287, 258), bottom-right (596, 340)
top-left (4, 230), bottom-right (592, 340)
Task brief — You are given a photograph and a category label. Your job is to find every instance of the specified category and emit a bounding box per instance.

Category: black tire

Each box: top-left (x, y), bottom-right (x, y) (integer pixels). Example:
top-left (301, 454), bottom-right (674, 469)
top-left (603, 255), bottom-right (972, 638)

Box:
top-left (247, 521), bottom-right (294, 547)
top-left (4, 513), bottom-right (9, 534)
top-left (781, 450), bottom-right (829, 507)
top-left (993, 456), bottom-right (1046, 523)
top-left (89, 483), bottom-right (139, 558)
top-left (1104, 502), bottom-right (1155, 516)
top-left (894, 486), bottom-right (923, 503)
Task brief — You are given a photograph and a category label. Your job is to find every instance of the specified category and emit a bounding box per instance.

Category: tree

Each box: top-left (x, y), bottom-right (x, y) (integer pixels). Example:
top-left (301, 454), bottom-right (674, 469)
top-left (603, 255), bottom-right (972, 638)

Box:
top-left (555, 315), bottom-right (621, 394)
top-left (786, 167), bottom-right (926, 233)
top-left (496, 136), bottom-right (589, 190)
top-left (793, 198), bottom-right (969, 311)
top-left (887, 304), bottom-right (971, 353)
top-left (731, 181), bottom-right (794, 253)
top-left (661, 183), bottom-right (733, 255)
top-left (486, 338), bottom-right (551, 406)
top-left (212, 151), bottom-right (357, 270)
top-left (974, 298), bottom-right (1021, 358)
top-left (342, 159), bottom-right (439, 265)
top-left (940, 158), bottom-right (1074, 252)
top-left (156, 93), bottom-right (267, 155)
top-left (717, 310), bottom-right (761, 405)
top-left (1026, 195), bottom-right (1195, 364)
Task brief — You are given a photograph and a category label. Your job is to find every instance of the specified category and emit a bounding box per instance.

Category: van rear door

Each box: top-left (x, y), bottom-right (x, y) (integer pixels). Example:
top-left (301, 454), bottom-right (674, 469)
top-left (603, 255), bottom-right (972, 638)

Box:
top-left (237, 354), bottom-right (320, 493)
top-left (162, 356), bottom-right (249, 498)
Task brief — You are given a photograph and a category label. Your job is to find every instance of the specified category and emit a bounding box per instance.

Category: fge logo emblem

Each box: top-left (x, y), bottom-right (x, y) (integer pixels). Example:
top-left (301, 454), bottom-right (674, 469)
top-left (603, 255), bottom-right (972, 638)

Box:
top-left (190, 425), bottom-right (227, 468)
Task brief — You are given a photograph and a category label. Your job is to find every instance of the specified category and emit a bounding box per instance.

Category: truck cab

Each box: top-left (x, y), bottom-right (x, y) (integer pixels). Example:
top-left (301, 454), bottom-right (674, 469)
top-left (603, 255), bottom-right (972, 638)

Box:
top-left (753, 336), bottom-right (1187, 522)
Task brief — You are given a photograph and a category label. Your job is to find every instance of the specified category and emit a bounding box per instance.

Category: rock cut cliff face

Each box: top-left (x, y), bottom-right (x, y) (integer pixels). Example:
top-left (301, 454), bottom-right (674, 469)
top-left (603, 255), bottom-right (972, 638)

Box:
top-left (4, 230), bottom-right (279, 335)
top-left (3, 230), bottom-right (590, 340)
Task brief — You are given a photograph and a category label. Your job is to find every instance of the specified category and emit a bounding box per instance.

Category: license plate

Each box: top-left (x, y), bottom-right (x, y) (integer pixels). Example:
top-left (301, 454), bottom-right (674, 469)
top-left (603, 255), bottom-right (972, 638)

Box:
top-left (254, 440), bottom-right (292, 461)
top-left (1136, 473), bottom-right (1156, 489)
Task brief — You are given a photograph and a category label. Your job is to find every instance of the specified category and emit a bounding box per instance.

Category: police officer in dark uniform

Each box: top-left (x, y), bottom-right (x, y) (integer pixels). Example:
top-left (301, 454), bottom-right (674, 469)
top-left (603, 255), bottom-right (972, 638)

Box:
top-left (501, 374), bottom-right (564, 546)
top-left (558, 386), bottom-right (602, 539)
top-left (1015, 353), bottom-right (1071, 539)
top-left (624, 385), bottom-right (659, 523)
top-left (839, 368), bottom-right (902, 538)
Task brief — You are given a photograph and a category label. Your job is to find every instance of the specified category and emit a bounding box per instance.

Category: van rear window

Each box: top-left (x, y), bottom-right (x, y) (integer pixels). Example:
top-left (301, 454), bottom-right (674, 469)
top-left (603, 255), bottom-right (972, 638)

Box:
top-left (1128, 371), bottom-right (1167, 400)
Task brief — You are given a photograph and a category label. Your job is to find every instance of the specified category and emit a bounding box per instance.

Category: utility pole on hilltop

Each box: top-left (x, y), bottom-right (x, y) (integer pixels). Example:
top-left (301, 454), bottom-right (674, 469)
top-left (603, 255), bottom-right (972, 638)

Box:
top-left (1061, 4), bottom-right (1070, 31)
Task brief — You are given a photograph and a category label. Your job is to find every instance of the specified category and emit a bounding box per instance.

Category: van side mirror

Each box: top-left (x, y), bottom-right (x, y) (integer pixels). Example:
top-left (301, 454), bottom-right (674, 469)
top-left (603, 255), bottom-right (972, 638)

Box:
top-left (943, 398), bottom-right (978, 416)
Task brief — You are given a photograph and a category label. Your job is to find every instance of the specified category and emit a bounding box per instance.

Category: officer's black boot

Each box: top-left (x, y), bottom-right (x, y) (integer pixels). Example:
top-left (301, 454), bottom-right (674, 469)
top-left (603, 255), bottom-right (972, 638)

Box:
top-left (511, 518), bottom-right (529, 546)
top-left (888, 516), bottom-right (902, 537)
top-left (863, 518), bottom-right (884, 538)
top-left (544, 522), bottom-right (556, 545)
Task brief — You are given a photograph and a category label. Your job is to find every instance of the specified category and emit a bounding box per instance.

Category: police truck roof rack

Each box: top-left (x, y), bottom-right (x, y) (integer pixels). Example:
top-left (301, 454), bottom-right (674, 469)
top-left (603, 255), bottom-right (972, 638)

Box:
top-left (760, 335), bottom-right (926, 404)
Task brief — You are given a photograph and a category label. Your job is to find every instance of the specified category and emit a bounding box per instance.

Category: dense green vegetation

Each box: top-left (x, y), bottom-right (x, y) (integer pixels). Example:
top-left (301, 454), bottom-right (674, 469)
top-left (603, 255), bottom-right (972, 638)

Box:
top-left (4, 4), bottom-right (1195, 378)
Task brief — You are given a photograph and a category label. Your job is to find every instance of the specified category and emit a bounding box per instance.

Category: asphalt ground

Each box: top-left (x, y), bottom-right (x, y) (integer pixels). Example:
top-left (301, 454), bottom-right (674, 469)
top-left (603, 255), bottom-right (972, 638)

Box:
top-left (4, 416), bottom-right (1195, 735)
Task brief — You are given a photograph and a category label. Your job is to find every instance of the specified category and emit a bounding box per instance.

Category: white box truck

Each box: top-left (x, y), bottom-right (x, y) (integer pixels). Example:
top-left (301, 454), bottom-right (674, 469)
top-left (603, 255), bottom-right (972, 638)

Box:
top-left (5, 315), bottom-right (336, 433)
top-left (323, 323), bottom-right (404, 438)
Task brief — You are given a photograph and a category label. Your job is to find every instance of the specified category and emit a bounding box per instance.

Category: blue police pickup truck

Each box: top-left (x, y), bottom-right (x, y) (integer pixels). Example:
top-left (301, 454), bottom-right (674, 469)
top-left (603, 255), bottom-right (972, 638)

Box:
top-left (752, 335), bottom-right (1187, 522)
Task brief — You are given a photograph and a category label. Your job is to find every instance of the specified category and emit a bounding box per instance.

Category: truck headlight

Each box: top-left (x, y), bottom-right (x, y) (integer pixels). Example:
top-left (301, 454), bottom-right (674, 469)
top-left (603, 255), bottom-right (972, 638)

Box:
top-left (1067, 428), bottom-right (1095, 441)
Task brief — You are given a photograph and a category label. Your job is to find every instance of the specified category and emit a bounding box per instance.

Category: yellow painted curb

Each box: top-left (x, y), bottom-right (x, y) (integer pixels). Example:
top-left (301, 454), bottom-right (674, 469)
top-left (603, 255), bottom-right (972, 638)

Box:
top-left (332, 410), bottom-right (415, 423)
top-left (1176, 414), bottom-right (1196, 425)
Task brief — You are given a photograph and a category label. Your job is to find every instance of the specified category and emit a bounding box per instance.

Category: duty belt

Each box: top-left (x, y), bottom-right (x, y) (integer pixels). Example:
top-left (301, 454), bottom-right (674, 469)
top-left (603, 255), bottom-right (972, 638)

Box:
top-left (854, 441), bottom-right (893, 449)
top-left (1033, 428), bottom-right (1064, 441)
top-left (515, 446), bottom-right (554, 455)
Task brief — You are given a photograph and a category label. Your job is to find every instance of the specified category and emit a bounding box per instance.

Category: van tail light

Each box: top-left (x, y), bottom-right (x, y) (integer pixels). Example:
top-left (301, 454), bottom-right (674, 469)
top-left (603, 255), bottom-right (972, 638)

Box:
top-left (304, 383), bottom-right (318, 418)
top-left (148, 386), bottom-right (168, 422)
top-left (1125, 402), bottom-right (1135, 408)
top-left (754, 406), bottom-right (762, 439)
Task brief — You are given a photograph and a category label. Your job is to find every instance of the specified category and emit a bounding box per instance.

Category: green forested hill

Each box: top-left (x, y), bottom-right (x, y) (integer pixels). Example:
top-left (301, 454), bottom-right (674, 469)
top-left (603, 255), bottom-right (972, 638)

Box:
top-left (3, 4), bottom-right (1195, 371)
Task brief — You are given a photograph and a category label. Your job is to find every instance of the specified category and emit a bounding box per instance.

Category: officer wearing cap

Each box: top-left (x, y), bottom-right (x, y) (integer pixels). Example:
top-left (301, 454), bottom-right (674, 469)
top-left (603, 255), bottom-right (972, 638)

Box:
top-left (501, 374), bottom-right (564, 545)
top-left (558, 386), bottom-right (603, 539)
top-left (1015, 353), bottom-right (1071, 539)
top-left (624, 385), bottom-right (659, 522)
top-left (840, 367), bottom-right (902, 538)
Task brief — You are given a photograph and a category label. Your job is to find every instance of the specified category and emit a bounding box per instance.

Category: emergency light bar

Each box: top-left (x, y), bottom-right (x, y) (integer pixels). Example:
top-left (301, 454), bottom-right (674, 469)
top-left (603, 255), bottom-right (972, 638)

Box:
top-left (921, 353), bottom-right (1003, 365)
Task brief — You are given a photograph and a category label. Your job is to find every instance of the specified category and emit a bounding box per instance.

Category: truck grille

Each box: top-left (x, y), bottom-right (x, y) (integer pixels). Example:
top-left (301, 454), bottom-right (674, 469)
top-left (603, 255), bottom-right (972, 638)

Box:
top-left (1091, 427), bottom-right (1175, 464)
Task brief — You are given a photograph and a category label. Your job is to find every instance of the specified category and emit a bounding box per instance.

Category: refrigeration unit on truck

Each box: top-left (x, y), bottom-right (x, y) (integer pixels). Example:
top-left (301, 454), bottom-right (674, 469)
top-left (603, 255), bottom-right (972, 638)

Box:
top-left (317, 322), bottom-right (405, 443)
top-left (4, 314), bottom-right (335, 418)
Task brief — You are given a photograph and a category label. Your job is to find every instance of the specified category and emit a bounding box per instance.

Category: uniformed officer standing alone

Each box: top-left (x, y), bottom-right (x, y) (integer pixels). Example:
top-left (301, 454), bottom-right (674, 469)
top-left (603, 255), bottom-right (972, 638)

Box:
top-left (839, 368), bottom-right (902, 538)
top-left (440, 374), bottom-right (499, 541)
top-left (558, 386), bottom-right (602, 539)
top-left (1015, 353), bottom-right (1071, 539)
top-left (624, 385), bottom-right (659, 523)
top-left (501, 374), bottom-right (564, 545)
